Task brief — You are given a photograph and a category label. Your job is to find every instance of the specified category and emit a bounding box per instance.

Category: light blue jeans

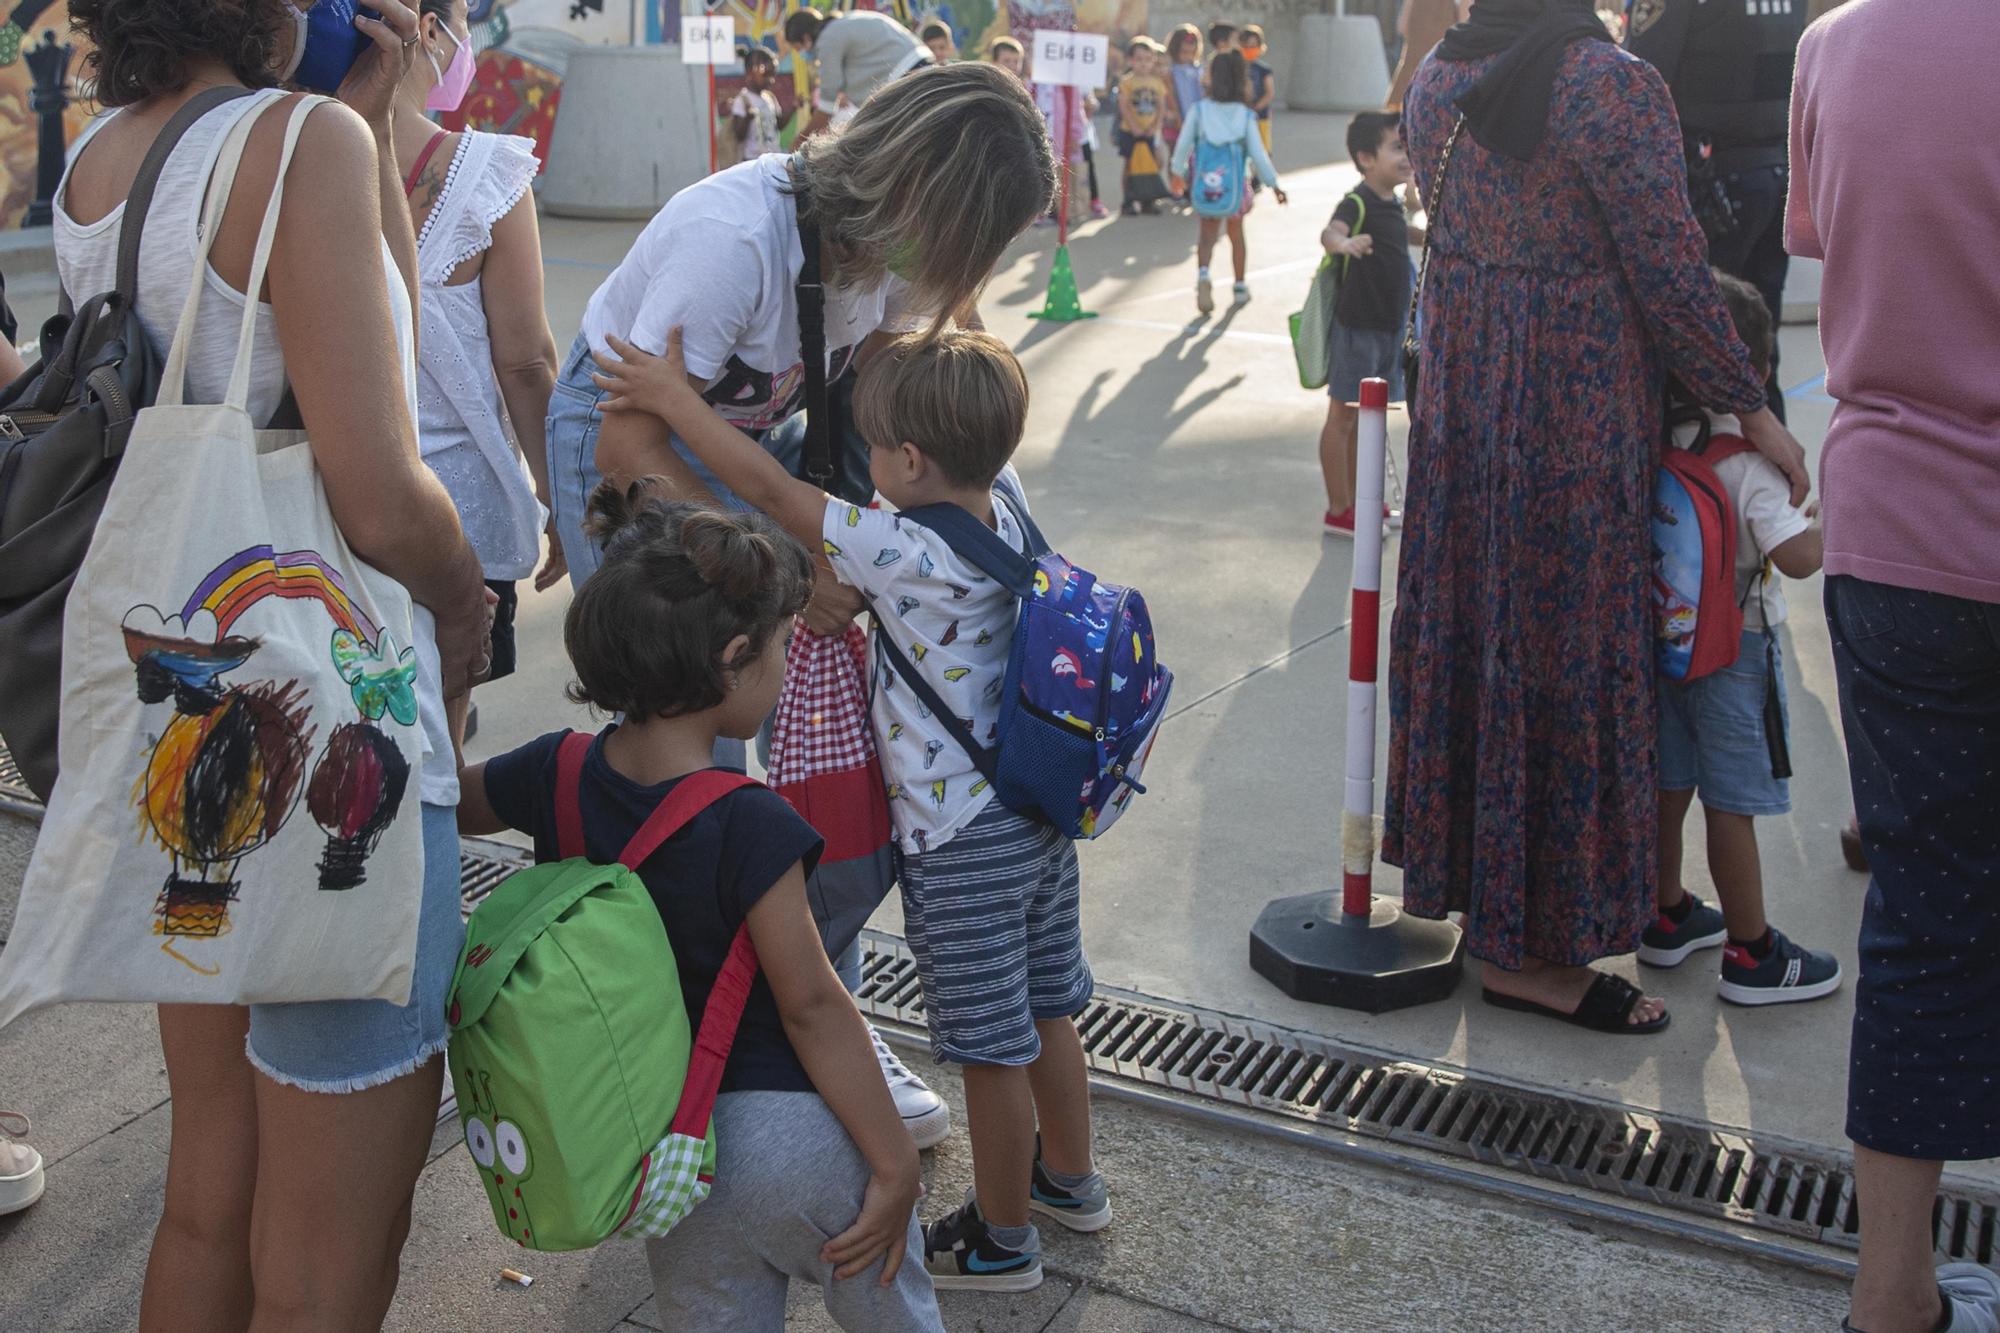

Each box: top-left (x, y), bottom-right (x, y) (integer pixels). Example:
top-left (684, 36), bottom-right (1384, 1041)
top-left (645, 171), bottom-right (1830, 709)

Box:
top-left (245, 803), bottom-right (465, 1092)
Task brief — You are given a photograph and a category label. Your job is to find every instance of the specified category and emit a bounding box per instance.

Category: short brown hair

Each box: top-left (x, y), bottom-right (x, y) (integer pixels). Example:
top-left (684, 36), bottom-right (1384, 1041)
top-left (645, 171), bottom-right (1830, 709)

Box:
top-left (70, 0), bottom-right (289, 107)
top-left (1711, 268), bottom-right (1774, 379)
top-left (1240, 24), bottom-right (1266, 49)
top-left (566, 482), bottom-right (812, 720)
top-left (854, 331), bottom-right (1029, 488)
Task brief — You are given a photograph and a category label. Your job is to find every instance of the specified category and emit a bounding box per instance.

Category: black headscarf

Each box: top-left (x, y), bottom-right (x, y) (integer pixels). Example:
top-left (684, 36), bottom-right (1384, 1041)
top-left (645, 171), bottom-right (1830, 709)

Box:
top-left (1436, 0), bottom-right (1613, 161)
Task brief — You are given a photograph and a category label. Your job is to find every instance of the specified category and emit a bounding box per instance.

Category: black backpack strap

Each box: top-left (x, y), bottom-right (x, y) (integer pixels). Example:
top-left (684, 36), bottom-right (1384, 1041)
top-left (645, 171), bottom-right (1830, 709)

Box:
top-left (870, 614), bottom-right (1000, 785)
top-left (793, 171), bottom-right (837, 491)
top-left (897, 486), bottom-right (1049, 598)
top-left (115, 86), bottom-right (257, 302)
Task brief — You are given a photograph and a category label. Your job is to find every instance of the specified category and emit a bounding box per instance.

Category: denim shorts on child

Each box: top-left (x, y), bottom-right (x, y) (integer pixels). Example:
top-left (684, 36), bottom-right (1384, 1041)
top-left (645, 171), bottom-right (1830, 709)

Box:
top-left (900, 804), bottom-right (1093, 1067)
top-left (1326, 315), bottom-right (1406, 403)
top-left (1658, 628), bottom-right (1790, 817)
top-left (245, 803), bottom-right (466, 1093)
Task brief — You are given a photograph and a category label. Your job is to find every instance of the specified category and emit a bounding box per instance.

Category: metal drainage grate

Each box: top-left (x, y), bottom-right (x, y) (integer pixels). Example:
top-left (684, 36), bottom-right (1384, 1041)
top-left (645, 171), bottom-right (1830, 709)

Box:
top-left (8, 755), bottom-right (1995, 1268)
top-left (852, 931), bottom-right (2000, 1267)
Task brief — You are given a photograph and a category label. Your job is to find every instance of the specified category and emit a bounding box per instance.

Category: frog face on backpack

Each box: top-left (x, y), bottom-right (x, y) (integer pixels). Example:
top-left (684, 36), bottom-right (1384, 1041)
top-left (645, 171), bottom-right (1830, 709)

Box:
top-left (458, 1061), bottom-right (540, 1246)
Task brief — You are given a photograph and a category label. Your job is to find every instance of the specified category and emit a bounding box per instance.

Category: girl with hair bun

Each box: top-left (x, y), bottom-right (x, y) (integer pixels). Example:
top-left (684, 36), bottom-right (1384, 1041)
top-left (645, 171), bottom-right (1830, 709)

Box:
top-left (458, 480), bottom-right (945, 1333)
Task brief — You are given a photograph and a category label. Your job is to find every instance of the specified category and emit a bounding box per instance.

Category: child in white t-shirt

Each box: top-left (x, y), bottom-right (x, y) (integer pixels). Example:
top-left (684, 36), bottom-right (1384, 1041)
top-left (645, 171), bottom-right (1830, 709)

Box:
top-left (731, 46), bottom-right (792, 164)
top-left (592, 326), bottom-right (1108, 1295)
top-left (1642, 271), bottom-right (1840, 1009)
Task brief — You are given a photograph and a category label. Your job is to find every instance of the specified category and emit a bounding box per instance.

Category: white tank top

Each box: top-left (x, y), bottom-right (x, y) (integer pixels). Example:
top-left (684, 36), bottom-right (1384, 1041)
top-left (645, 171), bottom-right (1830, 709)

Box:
top-left (52, 90), bottom-right (453, 805)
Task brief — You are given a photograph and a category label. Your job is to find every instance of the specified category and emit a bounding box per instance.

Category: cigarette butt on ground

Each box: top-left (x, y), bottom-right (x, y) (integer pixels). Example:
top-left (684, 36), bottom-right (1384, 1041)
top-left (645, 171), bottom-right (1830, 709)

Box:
top-left (500, 1268), bottom-right (534, 1288)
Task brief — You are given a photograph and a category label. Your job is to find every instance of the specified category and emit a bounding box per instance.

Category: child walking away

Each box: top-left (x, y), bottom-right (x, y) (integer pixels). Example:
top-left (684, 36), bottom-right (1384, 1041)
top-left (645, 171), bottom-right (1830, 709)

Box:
top-left (592, 329), bottom-right (1121, 1295)
top-left (1115, 37), bottom-right (1172, 214)
top-left (1642, 272), bottom-right (1841, 1007)
top-left (731, 47), bottom-right (793, 165)
top-left (1241, 26), bottom-right (1276, 159)
top-left (1170, 49), bottom-right (1286, 314)
top-left (1319, 111), bottom-right (1414, 538)
top-left (458, 490), bottom-right (942, 1330)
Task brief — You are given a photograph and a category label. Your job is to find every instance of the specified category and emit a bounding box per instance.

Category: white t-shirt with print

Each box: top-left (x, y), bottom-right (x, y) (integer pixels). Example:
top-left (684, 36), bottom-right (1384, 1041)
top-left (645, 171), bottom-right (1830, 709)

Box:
top-left (577, 155), bottom-right (924, 434)
top-left (731, 88), bottom-right (783, 159)
top-left (820, 473), bottom-right (1029, 856)
top-left (1671, 412), bottom-right (1811, 631)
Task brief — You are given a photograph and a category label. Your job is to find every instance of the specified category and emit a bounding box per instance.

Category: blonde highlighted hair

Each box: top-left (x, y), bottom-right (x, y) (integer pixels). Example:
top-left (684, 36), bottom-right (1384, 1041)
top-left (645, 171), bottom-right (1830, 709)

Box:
top-left (788, 63), bottom-right (1055, 333)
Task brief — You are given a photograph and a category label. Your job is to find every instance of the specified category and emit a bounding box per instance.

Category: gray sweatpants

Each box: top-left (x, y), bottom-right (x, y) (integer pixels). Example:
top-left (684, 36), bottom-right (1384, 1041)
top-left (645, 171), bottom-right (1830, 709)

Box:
top-left (645, 1091), bottom-right (944, 1332)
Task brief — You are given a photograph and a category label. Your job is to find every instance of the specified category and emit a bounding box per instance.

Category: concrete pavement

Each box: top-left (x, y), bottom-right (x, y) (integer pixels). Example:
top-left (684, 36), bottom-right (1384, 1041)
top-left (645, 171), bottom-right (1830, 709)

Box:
top-left (0, 112), bottom-right (1914, 1328)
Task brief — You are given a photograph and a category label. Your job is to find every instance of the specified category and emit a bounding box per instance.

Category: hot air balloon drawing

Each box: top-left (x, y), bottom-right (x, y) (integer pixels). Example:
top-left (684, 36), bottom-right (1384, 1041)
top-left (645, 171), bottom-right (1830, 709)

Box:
top-left (122, 547), bottom-right (419, 964)
top-left (305, 626), bottom-right (418, 891)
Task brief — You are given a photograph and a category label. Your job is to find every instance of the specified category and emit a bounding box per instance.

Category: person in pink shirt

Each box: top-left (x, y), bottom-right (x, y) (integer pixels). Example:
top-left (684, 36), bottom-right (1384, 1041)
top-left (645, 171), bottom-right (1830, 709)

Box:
top-left (1787, 2), bottom-right (2000, 1329)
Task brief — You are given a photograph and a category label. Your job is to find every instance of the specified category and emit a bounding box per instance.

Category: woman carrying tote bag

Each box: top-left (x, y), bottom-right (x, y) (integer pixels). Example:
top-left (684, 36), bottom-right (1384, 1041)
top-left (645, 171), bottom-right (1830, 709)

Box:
top-left (9, 0), bottom-right (489, 1324)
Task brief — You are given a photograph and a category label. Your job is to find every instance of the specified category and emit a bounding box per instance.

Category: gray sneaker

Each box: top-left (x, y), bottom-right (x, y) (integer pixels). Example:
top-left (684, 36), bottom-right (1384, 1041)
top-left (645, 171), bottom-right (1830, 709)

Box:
top-left (1029, 1139), bottom-right (1111, 1232)
top-left (0, 1112), bottom-right (45, 1216)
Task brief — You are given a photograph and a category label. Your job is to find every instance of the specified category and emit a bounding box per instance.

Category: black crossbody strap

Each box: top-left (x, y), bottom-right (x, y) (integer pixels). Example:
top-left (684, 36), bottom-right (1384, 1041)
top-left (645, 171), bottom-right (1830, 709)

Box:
top-left (870, 616), bottom-right (1000, 785)
top-left (116, 87), bottom-right (258, 302)
top-left (793, 172), bottom-right (835, 489)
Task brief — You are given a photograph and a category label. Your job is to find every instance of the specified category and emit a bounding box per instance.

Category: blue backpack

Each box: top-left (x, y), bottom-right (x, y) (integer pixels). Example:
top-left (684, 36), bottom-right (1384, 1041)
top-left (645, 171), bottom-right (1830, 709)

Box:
top-left (876, 491), bottom-right (1172, 840)
top-left (1188, 105), bottom-right (1247, 219)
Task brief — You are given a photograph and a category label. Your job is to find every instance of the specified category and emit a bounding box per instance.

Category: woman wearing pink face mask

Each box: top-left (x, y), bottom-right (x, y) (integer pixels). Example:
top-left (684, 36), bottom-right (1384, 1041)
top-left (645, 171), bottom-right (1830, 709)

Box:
top-left (396, 0), bottom-right (564, 748)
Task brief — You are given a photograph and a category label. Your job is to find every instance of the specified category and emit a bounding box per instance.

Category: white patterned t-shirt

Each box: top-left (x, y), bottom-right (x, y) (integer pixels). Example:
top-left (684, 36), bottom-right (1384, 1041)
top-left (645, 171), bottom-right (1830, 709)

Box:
top-left (820, 475), bottom-right (1029, 855)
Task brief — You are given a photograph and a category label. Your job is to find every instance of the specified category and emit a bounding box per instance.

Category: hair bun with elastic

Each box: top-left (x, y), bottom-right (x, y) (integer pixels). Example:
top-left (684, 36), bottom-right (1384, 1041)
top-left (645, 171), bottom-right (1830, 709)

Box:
top-left (679, 510), bottom-right (776, 602)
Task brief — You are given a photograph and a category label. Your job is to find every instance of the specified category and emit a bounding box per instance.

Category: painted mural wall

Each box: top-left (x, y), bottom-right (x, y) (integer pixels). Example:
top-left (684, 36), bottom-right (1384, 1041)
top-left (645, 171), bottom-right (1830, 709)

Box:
top-left (0, 1), bottom-right (94, 233)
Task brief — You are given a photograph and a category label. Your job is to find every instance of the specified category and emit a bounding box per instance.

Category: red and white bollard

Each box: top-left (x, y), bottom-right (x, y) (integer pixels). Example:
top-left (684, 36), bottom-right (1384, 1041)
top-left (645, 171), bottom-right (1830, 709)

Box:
top-left (1342, 378), bottom-right (1389, 919)
top-left (1250, 378), bottom-right (1465, 1013)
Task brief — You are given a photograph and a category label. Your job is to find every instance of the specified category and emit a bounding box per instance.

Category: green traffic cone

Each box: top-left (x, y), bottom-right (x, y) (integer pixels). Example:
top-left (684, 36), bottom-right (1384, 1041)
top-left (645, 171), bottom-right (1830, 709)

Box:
top-left (1028, 244), bottom-right (1098, 323)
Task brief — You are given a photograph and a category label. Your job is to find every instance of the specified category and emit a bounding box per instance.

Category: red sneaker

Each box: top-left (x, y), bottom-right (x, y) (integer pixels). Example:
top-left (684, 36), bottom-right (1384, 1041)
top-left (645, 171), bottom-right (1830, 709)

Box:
top-left (1324, 507), bottom-right (1356, 538)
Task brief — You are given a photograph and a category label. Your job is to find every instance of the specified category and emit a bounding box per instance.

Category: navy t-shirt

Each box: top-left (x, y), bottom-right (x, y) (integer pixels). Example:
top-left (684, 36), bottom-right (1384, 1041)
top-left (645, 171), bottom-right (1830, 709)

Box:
top-left (1331, 182), bottom-right (1413, 334)
top-left (1248, 61), bottom-right (1274, 121)
top-left (483, 729), bottom-right (825, 1095)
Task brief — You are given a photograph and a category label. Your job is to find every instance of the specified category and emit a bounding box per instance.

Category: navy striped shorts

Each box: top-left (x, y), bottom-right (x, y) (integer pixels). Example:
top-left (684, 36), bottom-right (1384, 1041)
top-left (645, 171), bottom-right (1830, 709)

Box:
top-left (900, 805), bottom-right (1093, 1067)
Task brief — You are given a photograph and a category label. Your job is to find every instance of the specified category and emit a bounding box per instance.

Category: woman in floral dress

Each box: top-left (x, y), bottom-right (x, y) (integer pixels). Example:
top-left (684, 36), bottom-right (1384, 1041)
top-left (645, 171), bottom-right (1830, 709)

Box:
top-left (1383, 0), bottom-right (1808, 1032)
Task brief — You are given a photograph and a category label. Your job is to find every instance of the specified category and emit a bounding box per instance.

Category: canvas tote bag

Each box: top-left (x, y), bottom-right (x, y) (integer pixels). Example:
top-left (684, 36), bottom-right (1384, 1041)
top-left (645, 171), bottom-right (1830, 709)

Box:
top-left (0, 95), bottom-right (427, 1026)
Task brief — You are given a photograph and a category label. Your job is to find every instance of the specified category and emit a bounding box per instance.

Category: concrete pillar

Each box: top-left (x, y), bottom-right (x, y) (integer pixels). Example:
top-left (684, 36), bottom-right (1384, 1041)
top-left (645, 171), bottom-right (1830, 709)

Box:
top-left (540, 45), bottom-right (714, 220)
top-left (1288, 14), bottom-right (1390, 113)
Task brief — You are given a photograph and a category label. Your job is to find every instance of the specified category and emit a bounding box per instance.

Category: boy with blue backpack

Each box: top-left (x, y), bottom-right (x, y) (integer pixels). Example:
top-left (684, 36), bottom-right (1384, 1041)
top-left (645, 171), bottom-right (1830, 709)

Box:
top-left (592, 325), bottom-right (1171, 1293)
top-left (1641, 271), bottom-right (1840, 1008)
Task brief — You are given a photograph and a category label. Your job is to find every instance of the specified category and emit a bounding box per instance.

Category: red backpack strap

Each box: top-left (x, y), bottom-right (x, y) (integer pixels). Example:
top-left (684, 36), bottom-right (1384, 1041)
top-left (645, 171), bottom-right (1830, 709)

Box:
top-left (1697, 431), bottom-right (1757, 467)
top-left (553, 731), bottom-right (593, 861)
top-left (617, 770), bottom-right (760, 869)
top-left (669, 924), bottom-right (760, 1139)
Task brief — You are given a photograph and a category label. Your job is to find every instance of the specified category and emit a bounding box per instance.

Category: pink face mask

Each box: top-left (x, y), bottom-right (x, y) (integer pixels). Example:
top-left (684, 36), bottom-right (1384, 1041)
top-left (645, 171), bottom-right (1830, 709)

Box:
top-left (425, 25), bottom-right (475, 113)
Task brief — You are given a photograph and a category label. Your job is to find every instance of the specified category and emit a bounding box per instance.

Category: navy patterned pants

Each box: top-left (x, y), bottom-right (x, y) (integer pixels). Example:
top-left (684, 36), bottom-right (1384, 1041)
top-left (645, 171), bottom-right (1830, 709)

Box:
top-left (1830, 575), bottom-right (2000, 1161)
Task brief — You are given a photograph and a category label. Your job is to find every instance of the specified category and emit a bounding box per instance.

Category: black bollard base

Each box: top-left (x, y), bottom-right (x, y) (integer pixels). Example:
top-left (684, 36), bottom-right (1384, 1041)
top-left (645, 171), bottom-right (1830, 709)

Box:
top-left (1249, 893), bottom-right (1465, 1014)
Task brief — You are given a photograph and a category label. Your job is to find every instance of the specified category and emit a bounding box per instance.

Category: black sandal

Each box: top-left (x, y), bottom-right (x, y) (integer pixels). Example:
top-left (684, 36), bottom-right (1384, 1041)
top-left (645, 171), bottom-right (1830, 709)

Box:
top-left (1482, 971), bottom-right (1670, 1035)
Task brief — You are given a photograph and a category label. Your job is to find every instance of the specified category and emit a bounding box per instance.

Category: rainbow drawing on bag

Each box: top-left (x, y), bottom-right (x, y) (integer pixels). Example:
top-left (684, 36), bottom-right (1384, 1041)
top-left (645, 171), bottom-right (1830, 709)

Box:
top-left (122, 547), bottom-right (418, 969)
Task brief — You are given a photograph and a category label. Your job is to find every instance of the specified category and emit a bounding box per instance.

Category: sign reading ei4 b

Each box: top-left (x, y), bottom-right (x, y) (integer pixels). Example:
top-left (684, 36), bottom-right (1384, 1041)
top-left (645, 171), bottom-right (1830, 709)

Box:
top-left (1031, 30), bottom-right (1110, 90)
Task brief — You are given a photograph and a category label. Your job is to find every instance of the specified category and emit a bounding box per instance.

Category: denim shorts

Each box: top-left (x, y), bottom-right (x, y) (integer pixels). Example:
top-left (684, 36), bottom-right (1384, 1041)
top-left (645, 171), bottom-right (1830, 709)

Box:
top-left (1657, 628), bottom-right (1791, 817)
top-left (900, 805), bottom-right (1093, 1067)
top-left (245, 803), bottom-right (465, 1093)
top-left (1326, 317), bottom-right (1406, 403)
top-left (1830, 576), bottom-right (2000, 1161)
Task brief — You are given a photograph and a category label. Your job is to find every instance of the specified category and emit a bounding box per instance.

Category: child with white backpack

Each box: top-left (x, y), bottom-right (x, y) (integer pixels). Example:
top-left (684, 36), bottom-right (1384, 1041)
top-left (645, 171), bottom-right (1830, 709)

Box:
top-left (456, 485), bottom-right (942, 1331)
top-left (1169, 48), bottom-right (1287, 314)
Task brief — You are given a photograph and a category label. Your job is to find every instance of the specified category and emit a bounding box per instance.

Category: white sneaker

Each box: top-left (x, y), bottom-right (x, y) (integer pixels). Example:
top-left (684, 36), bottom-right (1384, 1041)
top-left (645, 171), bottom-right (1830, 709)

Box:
top-left (870, 1027), bottom-right (951, 1150)
top-left (0, 1111), bottom-right (45, 1216)
top-left (1196, 274), bottom-right (1214, 315)
top-left (1939, 1264), bottom-right (2000, 1333)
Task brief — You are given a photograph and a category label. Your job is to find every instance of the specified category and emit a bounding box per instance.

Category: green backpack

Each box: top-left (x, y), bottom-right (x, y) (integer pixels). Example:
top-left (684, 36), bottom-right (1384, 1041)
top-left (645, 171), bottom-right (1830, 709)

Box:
top-left (445, 732), bottom-right (762, 1251)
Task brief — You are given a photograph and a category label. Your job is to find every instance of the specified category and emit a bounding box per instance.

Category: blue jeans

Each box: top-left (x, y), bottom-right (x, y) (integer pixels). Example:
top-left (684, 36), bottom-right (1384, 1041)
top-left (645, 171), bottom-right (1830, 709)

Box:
top-left (1830, 576), bottom-right (2000, 1160)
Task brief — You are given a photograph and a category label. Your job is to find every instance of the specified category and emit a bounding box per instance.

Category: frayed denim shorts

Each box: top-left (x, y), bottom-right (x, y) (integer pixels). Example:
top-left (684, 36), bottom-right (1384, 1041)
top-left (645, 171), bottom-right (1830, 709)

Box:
top-left (245, 803), bottom-right (465, 1093)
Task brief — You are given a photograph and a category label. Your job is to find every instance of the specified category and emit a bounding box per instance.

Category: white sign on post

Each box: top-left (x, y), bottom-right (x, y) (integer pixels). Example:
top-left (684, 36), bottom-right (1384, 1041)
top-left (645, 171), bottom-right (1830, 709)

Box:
top-left (680, 14), bottom-right (736, 64)
top-left (1029, 29), bottom-right (1109, 89)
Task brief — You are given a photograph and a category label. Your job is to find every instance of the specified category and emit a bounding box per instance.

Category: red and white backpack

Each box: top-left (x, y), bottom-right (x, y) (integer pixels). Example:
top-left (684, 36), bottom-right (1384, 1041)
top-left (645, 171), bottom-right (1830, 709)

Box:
top-left (1651, 426), bottom-right (1758, 683)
